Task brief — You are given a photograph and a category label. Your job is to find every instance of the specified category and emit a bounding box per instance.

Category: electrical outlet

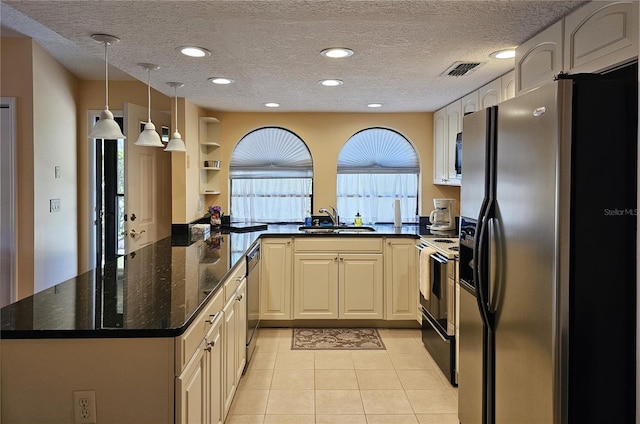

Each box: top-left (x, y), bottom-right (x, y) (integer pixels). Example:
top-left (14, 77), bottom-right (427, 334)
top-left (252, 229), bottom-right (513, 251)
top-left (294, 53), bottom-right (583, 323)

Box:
top-left (73, 390), bottom-right (96, 424)
top-left (50, 198), bottom-right (61, 213)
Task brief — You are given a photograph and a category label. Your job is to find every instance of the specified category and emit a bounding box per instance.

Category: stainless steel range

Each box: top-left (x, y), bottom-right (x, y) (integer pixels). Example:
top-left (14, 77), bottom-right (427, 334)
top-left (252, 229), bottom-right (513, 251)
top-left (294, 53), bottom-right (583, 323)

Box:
top-left (416, 236), bottom-right (459, 385)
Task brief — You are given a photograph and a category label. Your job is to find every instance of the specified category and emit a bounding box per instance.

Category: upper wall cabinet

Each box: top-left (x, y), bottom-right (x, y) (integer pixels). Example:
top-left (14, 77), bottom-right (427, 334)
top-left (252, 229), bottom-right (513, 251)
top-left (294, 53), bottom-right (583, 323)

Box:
top-left (461, 91), bottom-right (479, 115)
top-left (433, 101), bottom-right (462, 186)
top-left (478, 78), bottom-right (502, 108)
top-left (564, 1), bottom-right (639, 74)
top-left (516, 20), bottom-right (564, 94)
top-left (501, 70), bottom-right (516, 102)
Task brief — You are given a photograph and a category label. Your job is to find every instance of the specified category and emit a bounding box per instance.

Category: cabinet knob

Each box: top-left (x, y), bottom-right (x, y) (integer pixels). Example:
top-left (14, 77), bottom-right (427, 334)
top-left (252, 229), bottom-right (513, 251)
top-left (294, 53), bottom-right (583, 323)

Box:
top-left (236, 294), bottom-right (244, 301)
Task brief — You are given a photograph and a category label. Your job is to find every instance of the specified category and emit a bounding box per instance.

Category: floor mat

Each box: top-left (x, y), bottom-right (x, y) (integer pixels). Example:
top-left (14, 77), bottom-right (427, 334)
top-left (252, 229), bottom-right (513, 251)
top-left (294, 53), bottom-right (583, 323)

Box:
top-left (291, 328), bottom-right (386, 350)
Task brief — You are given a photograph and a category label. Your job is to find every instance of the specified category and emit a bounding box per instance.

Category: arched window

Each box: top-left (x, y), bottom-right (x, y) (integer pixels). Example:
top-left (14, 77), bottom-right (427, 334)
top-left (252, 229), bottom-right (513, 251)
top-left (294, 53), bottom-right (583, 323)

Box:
top-left (337, 128), bottom-right (419, 225)
top-left (229, 127), bottom-right (312, 223)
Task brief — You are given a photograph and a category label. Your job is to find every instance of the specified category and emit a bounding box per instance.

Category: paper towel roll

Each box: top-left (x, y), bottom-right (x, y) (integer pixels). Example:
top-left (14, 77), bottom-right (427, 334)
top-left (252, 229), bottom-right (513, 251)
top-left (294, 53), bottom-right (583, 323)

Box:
top-left (394, 199), bottom-right (401, 228)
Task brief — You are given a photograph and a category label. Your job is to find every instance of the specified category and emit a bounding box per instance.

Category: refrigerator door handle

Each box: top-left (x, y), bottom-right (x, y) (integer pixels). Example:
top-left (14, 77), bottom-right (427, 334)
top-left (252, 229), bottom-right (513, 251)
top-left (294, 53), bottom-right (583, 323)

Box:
top-left (476, 197), bottom-right (495, 329)
top-left (474, 198), bottom-right (492, 329)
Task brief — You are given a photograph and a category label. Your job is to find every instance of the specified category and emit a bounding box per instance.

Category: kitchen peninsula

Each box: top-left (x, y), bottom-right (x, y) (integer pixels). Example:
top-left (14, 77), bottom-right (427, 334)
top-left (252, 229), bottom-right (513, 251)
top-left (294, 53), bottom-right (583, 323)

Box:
top-left (1, 224), bottom-right (422, 424)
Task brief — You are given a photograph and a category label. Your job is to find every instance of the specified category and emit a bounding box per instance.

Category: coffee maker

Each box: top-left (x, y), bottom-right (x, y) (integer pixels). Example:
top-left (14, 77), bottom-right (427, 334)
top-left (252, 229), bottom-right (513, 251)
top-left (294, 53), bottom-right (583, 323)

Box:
top-left (429, 198), bottom-right (455, 231)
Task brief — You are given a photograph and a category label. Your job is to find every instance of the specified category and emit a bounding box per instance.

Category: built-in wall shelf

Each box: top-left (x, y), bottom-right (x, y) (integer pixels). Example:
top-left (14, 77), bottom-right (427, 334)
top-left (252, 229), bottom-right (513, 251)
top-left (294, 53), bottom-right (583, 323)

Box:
top-left (199, 117), bottom-right (222, 196)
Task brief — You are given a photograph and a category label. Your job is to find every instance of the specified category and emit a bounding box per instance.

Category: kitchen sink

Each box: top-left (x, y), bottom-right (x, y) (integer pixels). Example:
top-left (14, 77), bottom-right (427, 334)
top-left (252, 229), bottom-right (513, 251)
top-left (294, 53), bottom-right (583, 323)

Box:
top-left (298, 225), bottom-right (376, 234)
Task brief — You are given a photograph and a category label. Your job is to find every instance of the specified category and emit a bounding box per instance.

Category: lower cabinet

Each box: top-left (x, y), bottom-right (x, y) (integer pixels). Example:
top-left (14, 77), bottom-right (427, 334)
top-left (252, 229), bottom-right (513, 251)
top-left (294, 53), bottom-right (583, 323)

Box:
top-left (384, 238), bottom-right (418, 320)
top-left (207, 315), bottom-right (224, 424)
top-left (340, 254), bottom-right (384, 319)
top-left (294, 254), bottom-right (338, 319)
top-left (293, 252), bottom-right (383, 319)
top-left (177, 266), bottom-right (247, 424)
top-left (260, 238), bottom-right (293, 320)
top-left (177, 312), bottom-right (223, 424)
top-left (223, 278), bottom-right (247, 419)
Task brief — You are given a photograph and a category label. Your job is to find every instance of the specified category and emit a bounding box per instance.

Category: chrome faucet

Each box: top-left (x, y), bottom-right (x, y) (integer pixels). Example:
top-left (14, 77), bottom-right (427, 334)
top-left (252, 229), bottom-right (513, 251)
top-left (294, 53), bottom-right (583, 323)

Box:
top-left (318, 207), bottom-right (338, 226)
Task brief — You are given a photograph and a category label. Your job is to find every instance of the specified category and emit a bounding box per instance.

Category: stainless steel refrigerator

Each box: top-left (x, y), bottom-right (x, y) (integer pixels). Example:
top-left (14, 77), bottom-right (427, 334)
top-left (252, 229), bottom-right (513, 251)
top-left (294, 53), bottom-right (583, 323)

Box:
top-left (458, 68), bottom-right (637, 424)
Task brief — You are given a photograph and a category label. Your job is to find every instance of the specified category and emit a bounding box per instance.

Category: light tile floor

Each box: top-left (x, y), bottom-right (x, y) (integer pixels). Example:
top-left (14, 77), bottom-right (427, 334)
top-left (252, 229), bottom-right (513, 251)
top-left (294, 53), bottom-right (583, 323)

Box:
top-left (226, 328), bottom-right (459, 424)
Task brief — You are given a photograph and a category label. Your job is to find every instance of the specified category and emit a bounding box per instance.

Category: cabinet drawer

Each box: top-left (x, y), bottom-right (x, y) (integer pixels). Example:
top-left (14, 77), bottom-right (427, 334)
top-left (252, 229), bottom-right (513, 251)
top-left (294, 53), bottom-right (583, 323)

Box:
top-left (294, 237), bottom-right (383, 253)
top-left (176, 287), bottom-right (224, 373)
top-left (225, 263), bottom-right (246, 303)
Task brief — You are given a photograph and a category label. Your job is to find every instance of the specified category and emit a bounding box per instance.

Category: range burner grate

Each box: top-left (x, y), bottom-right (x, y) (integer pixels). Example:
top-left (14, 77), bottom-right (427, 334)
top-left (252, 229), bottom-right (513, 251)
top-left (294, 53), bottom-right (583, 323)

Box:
top-left (433, 239), bottom-right (455, 243)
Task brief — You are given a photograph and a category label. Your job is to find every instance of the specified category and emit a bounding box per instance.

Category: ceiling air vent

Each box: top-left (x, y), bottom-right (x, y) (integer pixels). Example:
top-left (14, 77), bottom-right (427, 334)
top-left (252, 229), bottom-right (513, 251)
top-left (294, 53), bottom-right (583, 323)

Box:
top-left (442, 62), bottom-right (484, 77)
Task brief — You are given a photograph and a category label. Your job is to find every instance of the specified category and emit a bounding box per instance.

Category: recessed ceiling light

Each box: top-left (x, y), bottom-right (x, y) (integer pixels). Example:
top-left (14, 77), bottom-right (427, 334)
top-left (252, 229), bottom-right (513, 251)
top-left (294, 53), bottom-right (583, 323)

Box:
top-left (264, 102), bottom-right (280, 108)
top-left (319, 79), bottom-right (344, 87)
top-left (177, 46), bottom-right (211, 58)
top-left (208, 77), bottom-right (234, 85)
top-left (367, 103), bottom-right (383, 108)
top-left (490, 49), bottom-right (516, 59)
top-left (321, 48), bottom-right (354, 59)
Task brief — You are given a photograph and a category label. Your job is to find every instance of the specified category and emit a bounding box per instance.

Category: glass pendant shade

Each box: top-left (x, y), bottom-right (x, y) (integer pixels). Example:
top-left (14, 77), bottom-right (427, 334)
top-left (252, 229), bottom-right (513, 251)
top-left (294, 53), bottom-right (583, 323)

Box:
top-left (164, 82), bottom-right (187, 152)
top-left (165, 131), bottom-right (186, 151)
top-left (90, 34), bottom-right (126, 140)
top-left (134, 63), bottom-right (163, 147)
top-left (89, 109), bottom-right (126, 139)
top-left (135, 122), bottom-right (163, 147)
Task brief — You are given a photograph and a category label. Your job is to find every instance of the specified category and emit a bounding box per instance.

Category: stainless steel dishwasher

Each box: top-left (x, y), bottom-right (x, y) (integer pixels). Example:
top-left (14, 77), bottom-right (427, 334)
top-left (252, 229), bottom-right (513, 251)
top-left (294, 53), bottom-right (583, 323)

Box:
top-left (245, 243), bottom-right (260, 363)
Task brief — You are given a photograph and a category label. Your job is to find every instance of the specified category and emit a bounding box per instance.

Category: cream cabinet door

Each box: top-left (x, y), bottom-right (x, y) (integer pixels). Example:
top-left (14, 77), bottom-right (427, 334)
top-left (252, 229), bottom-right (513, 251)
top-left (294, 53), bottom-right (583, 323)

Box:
top-left (479, 78), bottom-right (501, 108)
top-left (205, 313), bottom-right (224, 424)
top-left (501, 70), bottom-right (516, 102)
top-left (461, 91), bottom-right (479, 115)
top-left (235, 279), bottom-right (247, 385)
top-left (564, 0), bottom-right (639, 74)
top-left (516, 19), bottom-right (563, 94)
top-left (433, 101), bottom-right (462, 186)
top-left (339, 254), bottom-right (384, 319)
top-left (260, 238), bottom-right (292, 320)
top-left (445, 100), bottom-right (462, 185)
top-left (433, 107), bottom-right (448, 185)
top-left (294, 253), bottom-right (339, 319)
top-left (223, 278), bottom-right (246, 419)
top-left (177, 341), bottom-right (207, 424)
top-left (222, 294), bottom-right (238, 417)
top-left (384, 239), bottom-right (418, 320)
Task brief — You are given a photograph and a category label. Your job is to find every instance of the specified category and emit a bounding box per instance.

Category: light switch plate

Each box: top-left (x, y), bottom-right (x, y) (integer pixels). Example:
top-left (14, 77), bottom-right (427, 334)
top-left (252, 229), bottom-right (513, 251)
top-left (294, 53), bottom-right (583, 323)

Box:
top-left (50, 199), bottom-right (61, 212)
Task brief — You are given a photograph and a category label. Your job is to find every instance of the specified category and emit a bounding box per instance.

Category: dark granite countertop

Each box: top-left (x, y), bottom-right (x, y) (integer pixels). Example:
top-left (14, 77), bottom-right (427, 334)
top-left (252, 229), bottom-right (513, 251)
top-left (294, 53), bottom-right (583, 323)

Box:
top-left (1, 224), bottom-right (420, 339)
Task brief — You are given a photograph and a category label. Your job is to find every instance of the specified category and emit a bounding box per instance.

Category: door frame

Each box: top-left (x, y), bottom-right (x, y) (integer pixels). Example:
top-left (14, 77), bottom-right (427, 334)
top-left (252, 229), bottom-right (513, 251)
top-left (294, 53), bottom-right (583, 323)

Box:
top-left (0, 97), bottom-right (16, 307)
top-left (86, 109), bottom-right (125, 270)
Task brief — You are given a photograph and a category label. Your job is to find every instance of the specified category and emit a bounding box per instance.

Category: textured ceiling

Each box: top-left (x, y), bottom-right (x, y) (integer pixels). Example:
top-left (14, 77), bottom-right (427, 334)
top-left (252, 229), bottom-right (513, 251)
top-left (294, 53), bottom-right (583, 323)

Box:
top-left (1, 0), bottom-right (587, 113)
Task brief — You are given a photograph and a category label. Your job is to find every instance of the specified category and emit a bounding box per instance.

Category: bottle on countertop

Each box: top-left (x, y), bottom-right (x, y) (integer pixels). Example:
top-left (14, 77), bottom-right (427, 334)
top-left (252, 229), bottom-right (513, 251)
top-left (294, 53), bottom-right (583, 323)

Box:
top-left (304, 209), bottom-right (312, 227)
top-left (354, 211), bottom-right (363, 226)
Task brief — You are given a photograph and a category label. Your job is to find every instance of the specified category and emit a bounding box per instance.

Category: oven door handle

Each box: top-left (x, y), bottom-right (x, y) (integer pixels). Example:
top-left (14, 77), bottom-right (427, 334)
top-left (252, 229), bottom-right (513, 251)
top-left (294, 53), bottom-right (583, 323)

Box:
top-left (422, 310), bottom-right (449, 342)
top-left (429, 253), bottom-right (448, 264)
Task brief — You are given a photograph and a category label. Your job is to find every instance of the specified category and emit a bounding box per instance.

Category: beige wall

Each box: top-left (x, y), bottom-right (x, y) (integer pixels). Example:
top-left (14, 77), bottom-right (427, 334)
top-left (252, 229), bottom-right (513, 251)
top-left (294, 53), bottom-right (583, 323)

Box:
top-left (32, 41), bottom-right (80, 292)
top-left (185, 110), bottom-right (460, 222)
top-left (1, 38), bottom-right (81, 296)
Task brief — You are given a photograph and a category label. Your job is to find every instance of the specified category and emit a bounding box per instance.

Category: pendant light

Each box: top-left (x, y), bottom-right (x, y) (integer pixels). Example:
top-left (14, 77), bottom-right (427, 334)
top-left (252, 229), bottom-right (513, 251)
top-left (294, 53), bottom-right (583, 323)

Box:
top-left (89, 34), bottom-right (126, 139)
top-left (134, 63), bottom-right (163, 147)
top-left (164, 82), bottom-right (187, 152)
